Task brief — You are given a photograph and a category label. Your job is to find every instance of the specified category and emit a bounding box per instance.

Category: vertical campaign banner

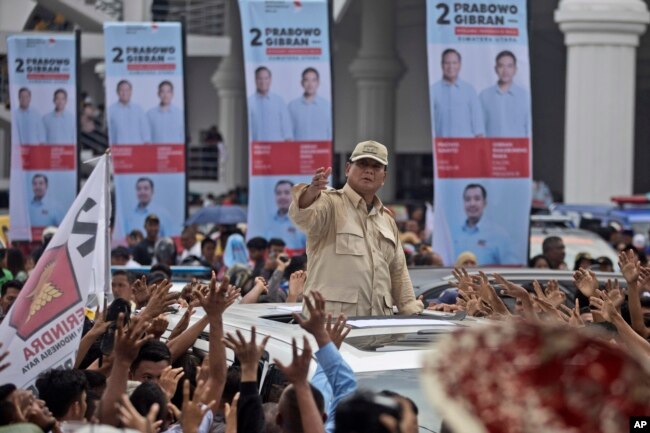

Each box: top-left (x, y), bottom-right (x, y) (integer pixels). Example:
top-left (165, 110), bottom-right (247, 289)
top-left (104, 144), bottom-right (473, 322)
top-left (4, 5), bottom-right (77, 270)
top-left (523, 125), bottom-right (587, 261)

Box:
top-left (427, 1), bottom-right (532, 266)
top-left (8, 35), bottom-right (77, 241)
top-left (239, 0), bottom-right (332, 254)
top-left (104, 23), bottom-right (186, 243)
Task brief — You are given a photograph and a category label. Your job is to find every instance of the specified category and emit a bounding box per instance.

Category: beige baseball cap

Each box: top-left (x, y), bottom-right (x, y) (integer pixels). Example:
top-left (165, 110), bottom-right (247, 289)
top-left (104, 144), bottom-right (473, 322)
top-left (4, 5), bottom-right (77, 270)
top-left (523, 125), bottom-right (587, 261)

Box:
top-left (350, 140), bottom-right (388, 166)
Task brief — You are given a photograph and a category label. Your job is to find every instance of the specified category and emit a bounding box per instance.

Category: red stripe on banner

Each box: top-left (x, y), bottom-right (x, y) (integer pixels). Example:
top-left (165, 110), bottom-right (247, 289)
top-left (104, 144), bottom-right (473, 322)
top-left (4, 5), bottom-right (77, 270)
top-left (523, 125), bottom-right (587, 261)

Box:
top-left (266, 48), bottom-right (322, 55)
top-left (21, 145), bottom-right (76, 170)
top-left (435, 138), bottom-right (530, 178)
top-left (251, 141), bottom-right (332, 176)
top-left (111, 144), bottom-right (185, 173)
top-left (26, 73), bottom-right (70, 80)
top-left (127, 63), bottom-right (176, 71)
top-left (455, 27), bottom-right (519, 36)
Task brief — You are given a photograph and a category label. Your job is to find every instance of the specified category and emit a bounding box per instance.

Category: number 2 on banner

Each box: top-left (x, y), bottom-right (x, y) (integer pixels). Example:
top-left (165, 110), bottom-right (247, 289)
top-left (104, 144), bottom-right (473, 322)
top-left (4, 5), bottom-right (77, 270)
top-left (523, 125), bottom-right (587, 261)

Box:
top-left (436, 3), bottom-right (450, 24)
top-left (15, 59), bottom-right (24, 73)
top-left (250, 28), bottom-right (262, 46)
top-left (112, 47), bottom-right (124, 63)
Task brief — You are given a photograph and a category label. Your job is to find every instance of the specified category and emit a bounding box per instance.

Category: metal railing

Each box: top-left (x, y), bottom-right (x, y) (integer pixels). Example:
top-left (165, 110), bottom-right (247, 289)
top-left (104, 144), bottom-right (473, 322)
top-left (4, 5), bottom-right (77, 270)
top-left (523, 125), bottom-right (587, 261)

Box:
top-left (87, 0), bottom-right (227, 35)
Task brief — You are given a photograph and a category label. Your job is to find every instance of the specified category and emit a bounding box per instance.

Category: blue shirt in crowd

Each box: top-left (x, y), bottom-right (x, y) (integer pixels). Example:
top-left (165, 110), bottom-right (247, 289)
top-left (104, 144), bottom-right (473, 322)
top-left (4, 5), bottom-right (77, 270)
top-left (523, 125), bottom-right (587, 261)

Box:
top-left (288, 95), bottom-right (332, 140)
top-left (43, 110), bottom-right (76, 144)
top-left (264, 212), bottom-right (307, 251)
top-left (480, 83), bottom-right (530, 138)
top-left (311, 342), bottom-right (358, 433)
top-left (248, 92), bottom-right (293, 141)
top-left (29, 198), bottom-right (62, 227)
top-left (452, 219), bottom-right (518, 265)
top-left (147, 105), bottom-right (185, 144)
top-left (108, 102), bottom-right (151, 145)
top-left (430, 79), bottom-right (484, 138)
top-left (14, 108), bottom-right (45, 145)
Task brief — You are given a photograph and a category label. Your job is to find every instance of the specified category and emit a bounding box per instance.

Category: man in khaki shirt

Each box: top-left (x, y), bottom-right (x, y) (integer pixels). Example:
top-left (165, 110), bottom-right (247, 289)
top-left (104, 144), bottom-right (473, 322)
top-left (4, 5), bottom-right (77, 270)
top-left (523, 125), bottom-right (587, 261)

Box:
top-left (288, 140), bottom-right (423, 316)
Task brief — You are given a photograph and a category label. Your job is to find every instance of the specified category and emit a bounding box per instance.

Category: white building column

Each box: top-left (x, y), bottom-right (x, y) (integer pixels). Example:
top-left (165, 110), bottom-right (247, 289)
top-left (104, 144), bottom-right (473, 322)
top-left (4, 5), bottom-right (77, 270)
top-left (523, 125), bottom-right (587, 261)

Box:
top-left (555, 0), bottom-right (649, 203)
top-left (349, 0), bottom-right (403, 201)
top-left (211, 0), bottom-right (247, 192)
top-left (123, 0), bottom-right (146, 21)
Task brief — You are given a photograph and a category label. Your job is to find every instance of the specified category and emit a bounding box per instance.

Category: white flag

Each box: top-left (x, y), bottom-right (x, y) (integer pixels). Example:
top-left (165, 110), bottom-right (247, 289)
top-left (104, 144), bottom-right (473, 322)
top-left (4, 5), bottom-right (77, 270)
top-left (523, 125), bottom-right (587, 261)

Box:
top-left (0, 154), bottom-right (111, 393)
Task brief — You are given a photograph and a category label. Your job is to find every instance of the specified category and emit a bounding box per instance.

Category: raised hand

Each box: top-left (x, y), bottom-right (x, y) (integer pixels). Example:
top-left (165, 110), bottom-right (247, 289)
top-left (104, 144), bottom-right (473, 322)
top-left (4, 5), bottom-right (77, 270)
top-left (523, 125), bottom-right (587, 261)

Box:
top-left (325, 313), bottom-right (351, 350)
top-left (159, 366), bottom-right (185, 399)
top-left (181, 379), bottom-right (215, 433)
top-left (274, 337), bottom-right (312, 386)
top-left (573, 268), bottom-right (599, 298)
top-left (147, 314), bottom-right (169, 340)
top-left (196, 273), bottom-right (241, 318)
top-left (294, 291), bottom-right (330, 346)
top-left (141, 279), bottom-right (178, 320)
top-left (114, 314), bottom-right (152, 365)
top-left (493, 273), bottom-right (528, 300)
top-left (222, 326), bottom-right (270, 382)
top-left (287, 270), bottom-right (307, 303)
top-left (639, 266), bottom-right (650, 292)
top-left (224, 392), bottom-right (240, 433)
top-left (559, 299), bottom-right (585, 327)
top-left (619, 249), bottom-right (640, 284)
top-left (310, 167), bottom-right (332, 192)
top-left (544, 280), bottom-right (566, 308)
top-left (604, 279), bottom-right (624, 309)
top-left (451, 267), bottom-right (473, 291)
top-left (590, 290), bottom-right (619, 323)
top-left (116, 394), bottom-right (162, 433)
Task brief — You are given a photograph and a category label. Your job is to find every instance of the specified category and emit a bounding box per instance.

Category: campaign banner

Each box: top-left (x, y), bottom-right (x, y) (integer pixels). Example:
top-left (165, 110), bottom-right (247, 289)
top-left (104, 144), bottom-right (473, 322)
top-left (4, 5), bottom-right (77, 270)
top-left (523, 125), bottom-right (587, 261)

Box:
top-left (239, 0), bottom-right (333, 254)
top-left (0, 154), bottom-right (110, 393)
top-left (7, 34), bottom-right (78, 241)
top-left (104, 22), bottom-right (186, 244)
top-left (427, 0), bottom-right (532, 266)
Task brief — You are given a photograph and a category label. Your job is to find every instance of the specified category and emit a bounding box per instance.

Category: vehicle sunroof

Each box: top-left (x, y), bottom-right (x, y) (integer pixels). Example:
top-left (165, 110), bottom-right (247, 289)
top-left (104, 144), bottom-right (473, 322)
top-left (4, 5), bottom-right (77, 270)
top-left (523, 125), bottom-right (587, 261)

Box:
top-left (345, 332), bottom-right (447, 352)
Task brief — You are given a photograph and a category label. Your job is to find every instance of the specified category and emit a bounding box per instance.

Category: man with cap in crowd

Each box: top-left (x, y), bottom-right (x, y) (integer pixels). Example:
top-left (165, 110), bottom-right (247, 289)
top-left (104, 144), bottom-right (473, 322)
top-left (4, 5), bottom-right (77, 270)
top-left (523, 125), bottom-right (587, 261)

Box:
top-left (289, 140), bottom-right (423, 316)
top-left (132, 214), bottom-right (160, 266)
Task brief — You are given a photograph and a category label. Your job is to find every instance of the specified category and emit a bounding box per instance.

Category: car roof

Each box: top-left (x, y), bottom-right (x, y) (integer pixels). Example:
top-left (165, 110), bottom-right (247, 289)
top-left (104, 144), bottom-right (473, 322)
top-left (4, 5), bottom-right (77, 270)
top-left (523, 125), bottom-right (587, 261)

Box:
top-left (167, 302), bottom-right (484, 372)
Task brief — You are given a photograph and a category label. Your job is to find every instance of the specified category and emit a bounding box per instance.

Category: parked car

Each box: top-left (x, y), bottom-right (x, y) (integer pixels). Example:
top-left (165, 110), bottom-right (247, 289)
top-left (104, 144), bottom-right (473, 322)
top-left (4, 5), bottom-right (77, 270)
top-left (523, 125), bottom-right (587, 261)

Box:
top-left (529, 226), bottom-right (619, 271)
top-left (411, 266), bottom-right (624, 310)
top-left (166, 302), bottom-right (489, 433)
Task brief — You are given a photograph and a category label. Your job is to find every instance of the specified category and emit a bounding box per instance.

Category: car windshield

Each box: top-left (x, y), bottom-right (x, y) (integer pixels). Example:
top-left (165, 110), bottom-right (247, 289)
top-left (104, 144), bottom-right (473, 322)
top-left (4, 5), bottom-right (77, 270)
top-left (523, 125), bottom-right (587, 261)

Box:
top-left (356, 369), bottom-right (440, 433)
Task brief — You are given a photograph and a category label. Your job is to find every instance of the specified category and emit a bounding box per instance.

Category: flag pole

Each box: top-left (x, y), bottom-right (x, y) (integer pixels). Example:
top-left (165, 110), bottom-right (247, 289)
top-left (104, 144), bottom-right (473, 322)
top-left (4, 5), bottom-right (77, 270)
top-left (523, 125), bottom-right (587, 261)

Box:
top-left (104, 149), bottom-right (112, 306)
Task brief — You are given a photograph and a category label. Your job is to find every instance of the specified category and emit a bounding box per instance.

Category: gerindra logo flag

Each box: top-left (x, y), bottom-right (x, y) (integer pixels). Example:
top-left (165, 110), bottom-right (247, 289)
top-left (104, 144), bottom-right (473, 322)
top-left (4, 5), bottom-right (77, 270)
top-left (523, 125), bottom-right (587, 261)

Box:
top-left (9, 245), bottom-right (81, 341)
top-left (0, 154), bottom-right (110, 390)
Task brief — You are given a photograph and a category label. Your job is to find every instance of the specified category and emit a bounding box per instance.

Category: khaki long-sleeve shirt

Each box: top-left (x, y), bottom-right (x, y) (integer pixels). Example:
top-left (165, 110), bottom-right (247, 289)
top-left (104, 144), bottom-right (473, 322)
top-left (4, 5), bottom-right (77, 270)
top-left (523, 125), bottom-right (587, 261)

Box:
top-left (288, 183), bottom-right (423, 317)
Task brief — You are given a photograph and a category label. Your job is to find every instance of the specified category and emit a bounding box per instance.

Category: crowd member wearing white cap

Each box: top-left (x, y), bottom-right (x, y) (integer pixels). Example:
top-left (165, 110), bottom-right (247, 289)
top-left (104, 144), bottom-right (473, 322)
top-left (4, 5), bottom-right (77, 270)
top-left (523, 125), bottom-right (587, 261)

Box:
top-left (289, 140), bottom-right (423, 317)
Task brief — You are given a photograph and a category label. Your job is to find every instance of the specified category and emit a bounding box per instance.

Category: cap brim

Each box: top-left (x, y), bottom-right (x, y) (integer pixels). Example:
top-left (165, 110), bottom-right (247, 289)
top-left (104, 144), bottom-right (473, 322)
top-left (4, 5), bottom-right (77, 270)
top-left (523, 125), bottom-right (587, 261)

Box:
top-left (350, 155), bottom-right (388, 166)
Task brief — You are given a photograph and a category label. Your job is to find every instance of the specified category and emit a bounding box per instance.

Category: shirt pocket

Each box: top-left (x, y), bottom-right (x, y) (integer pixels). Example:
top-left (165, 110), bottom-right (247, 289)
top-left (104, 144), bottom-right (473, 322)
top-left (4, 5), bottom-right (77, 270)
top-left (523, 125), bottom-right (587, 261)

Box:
top-left (377, 224), bottom-right (397, 263)
top-left (335, 226), bottom-right (366, 256)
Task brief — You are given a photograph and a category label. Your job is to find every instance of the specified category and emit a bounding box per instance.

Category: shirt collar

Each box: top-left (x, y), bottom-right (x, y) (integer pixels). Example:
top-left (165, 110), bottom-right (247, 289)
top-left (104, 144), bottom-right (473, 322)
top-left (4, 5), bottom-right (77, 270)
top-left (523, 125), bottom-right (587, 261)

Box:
top-left (301, 96), bottom-right (320, 105)
top-left (443, 79), bottom-right (461, 88)
top-left (496, 84), bottom-right (515, 95)
top-left (462, 219), bottom-right (483, 233)
top-left (342, 183), bottom-right (385, 214)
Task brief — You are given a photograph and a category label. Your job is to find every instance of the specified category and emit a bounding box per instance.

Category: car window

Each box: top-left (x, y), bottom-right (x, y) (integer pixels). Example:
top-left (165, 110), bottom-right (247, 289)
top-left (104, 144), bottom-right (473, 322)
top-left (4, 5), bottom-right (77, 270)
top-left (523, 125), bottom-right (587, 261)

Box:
top-left (356, 369), bottom-right (439, 433)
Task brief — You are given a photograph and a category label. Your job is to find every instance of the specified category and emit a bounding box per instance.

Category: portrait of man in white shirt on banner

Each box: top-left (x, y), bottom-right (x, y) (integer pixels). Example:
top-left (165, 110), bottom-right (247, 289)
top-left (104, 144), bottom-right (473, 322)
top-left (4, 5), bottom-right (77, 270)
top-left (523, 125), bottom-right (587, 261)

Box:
top-left (248, 66), bottom-right (293, 141)
top-left (108, 79), bottom-right (151, 145)
top-left (147, 80), bottom-right (185, 144)
top-left (13, 87), bottom-right (45, 145)
top-left (288, 67), bottom-right (331, 141)
top-left (43, 88), bottom-right (76, 144)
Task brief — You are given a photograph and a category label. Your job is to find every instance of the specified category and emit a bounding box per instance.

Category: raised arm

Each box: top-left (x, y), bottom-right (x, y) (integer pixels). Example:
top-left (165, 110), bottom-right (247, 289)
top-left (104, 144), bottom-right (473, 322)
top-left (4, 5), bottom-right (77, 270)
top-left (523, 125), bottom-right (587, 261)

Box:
top-left (196, 274), bottom-right (241, 409)
top-left (223, 326), bottom-right (270, 433)
top-left (100, 314), bottom-right (152, 426)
